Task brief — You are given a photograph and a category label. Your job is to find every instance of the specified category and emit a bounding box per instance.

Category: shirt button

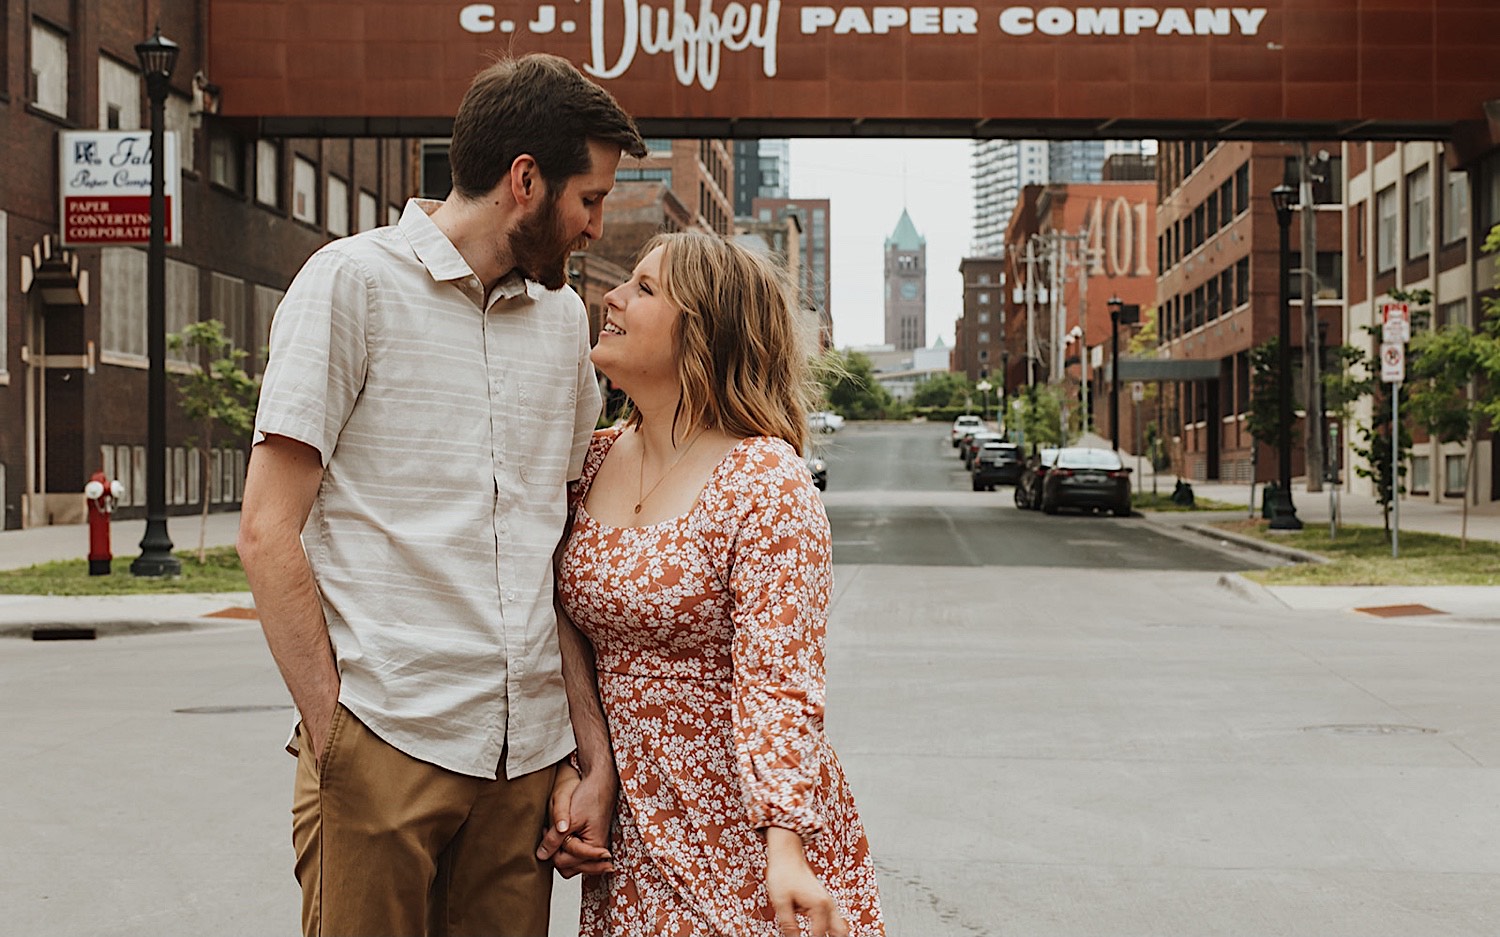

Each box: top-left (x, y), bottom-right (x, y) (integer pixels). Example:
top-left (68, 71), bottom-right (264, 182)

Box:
top-left (504, 590), bottom-right (518, 602)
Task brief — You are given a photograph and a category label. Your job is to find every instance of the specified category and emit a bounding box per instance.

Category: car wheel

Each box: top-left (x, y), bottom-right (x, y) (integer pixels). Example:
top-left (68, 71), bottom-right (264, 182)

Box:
top-left (1114, 503), bottom-right (1131, 517)
top-left (1013, 487), bottom-right (1026, 508)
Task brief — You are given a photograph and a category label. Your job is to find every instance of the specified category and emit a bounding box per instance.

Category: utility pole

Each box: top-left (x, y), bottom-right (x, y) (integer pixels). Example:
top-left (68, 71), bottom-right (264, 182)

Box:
top-left (1300, 142), bottom-right (1324, 494)
top-left (1023, 239), bottom-right (1040, 386)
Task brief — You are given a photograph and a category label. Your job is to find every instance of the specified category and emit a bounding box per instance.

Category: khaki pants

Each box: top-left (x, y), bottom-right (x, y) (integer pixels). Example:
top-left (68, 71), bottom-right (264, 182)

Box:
top-left (292, 704), bottom-right (556, 937)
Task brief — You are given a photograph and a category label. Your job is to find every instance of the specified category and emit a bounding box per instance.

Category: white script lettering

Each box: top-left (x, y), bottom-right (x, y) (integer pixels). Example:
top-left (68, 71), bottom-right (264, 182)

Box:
top-left (585, 0), bottom-right (780, 91)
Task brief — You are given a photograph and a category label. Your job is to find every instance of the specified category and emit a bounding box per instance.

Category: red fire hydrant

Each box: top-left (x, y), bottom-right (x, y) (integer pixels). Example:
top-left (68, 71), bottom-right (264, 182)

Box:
top-left (84, 472), bottom-right (124, 576)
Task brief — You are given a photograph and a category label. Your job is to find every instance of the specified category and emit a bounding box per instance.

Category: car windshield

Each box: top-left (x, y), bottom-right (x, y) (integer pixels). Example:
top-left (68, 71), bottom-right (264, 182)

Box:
top-left (1054, 448), bottom-right (1124, 469)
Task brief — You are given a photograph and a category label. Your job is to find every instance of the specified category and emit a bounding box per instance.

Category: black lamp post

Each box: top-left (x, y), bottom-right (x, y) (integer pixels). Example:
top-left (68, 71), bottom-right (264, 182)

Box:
top-left (131, 27), bottom-right (181, 577)
top-left (1268, 184), bottom-right (1303, 530)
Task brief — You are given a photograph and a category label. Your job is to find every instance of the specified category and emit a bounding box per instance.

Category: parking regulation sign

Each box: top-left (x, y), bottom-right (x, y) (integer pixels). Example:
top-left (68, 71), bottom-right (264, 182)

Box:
top-left (1381, 302), bottom-right (1410, 344)
top-left (1380, 342), bottom-right (1405, 384)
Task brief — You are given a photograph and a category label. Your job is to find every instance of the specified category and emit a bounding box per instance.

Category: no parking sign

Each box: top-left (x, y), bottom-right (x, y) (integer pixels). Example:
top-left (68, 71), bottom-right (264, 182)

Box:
top-left (1380, 342), bottom-right (1405, 384)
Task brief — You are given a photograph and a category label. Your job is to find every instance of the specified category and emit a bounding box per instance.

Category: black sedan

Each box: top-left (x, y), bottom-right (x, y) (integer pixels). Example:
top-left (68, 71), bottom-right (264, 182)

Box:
top-left (1013, 447), bottom-right (1059, 510)
top-left (971, 442), bottom-right (1023, 491)
top-left (1040, 447), bottom-right (1132, 517)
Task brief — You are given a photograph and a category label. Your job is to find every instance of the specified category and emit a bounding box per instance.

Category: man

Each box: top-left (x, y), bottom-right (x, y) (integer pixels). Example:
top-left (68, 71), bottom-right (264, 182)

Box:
top-left (238, 54), bottom-right (644, 936)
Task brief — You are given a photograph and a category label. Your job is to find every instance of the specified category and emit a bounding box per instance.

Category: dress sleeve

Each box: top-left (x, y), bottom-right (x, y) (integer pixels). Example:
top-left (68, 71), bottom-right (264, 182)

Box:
top-left (728, 442), bottom-right (832, 841)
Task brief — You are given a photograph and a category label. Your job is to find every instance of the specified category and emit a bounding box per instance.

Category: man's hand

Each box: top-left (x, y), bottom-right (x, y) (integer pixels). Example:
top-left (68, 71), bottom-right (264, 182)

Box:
top-left (301, 688), bottom-right (342, 761)
top-left (537, 764), bottom-right (616, 877)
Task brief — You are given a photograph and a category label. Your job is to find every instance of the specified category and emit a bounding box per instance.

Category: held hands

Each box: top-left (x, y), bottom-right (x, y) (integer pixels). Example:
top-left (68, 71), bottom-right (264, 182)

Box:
top-left (536, 761), bottom-right (616, 877)
top-left (765, 827), bottom-right (850, 937)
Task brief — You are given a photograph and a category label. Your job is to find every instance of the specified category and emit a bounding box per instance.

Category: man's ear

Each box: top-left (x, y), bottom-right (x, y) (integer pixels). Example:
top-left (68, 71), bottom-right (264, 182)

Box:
top-left (509, 155), bottom-right (544, 207)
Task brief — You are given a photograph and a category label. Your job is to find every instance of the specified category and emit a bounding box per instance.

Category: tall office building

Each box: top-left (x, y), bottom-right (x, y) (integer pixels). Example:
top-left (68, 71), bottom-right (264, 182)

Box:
top-left (972, 140), bottom-right (1048, 255)
top-left (884, 209), bottom-right (927, 351)
top-left (732, 140), bottom-right (791, 217)
top-left (973, 140), bottom-right (1148, 254)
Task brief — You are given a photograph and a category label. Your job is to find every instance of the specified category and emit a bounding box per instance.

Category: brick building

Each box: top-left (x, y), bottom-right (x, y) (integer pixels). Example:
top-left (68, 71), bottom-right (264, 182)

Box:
top-left (953, 257), bottom-right (1005, 384)
top-left (2, 1), bottom-right (417, 529)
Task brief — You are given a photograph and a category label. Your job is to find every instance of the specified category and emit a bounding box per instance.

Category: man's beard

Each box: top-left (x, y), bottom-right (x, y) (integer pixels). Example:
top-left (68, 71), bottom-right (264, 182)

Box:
top-left (510, 194), bottom-right (586, 290)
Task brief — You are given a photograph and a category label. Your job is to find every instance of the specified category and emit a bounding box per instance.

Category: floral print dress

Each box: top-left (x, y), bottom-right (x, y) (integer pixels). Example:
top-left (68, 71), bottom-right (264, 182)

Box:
top-left (559, 427), bottom-right (884, 936)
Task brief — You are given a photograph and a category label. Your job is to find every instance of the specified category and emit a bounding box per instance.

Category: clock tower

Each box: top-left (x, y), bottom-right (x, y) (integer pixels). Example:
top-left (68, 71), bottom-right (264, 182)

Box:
top-left (884, 209), bottom-right (926, 351)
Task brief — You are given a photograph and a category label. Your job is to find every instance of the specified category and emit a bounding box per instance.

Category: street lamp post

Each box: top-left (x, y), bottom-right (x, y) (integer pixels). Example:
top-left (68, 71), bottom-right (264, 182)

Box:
top-left (1268, 184), bottom-right (1303, 531)
top-left (131, 28), bottom-right (181, 577)
top-left (975, 379), bottom-right (993, 424)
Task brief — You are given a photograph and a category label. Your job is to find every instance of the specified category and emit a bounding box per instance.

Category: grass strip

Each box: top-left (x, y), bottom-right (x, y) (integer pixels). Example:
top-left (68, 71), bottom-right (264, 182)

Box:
top-left (1217, 519), bottom-right (1500, 586)
top-left (0, 546), bottom-right (249, 596)
top-left (1133, 491), bottom-right (1243, 512)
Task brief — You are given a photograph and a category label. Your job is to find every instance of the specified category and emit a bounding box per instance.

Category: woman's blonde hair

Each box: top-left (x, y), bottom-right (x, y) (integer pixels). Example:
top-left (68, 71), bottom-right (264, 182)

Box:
top-left (624, 231), bottom-right (817, 455)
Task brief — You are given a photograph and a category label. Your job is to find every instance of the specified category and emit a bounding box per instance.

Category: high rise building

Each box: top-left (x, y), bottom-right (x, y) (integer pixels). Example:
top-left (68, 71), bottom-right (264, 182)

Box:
top-left (973, 140), bottom-right (1148, 255)
top-left (884, 209), bottom-right (927, 351)
top-left (751, 198), bottom-right (832, 347)
top-left (732, 140), bottom-right (791, 217)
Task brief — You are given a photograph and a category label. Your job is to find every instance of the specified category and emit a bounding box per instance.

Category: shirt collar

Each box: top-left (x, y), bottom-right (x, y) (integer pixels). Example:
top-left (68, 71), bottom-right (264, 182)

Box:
top-left (397, 199), bottom-right (545, 303)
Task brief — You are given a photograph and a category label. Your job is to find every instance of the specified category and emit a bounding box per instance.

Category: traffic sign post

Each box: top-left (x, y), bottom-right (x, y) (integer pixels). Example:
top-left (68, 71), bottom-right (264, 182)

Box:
top-left (1382, 302), bottom-right (1410, 344)
top-left (1380, 338), bottom-right (1404, 558)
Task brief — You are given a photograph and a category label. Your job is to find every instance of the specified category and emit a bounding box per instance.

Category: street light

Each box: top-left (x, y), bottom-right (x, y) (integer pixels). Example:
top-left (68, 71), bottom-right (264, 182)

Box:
top-left (1268, 184), bottom-right (1303, 530)
top-left (131, 27), bottom-right (181, 577)
top-left (1106, 296), bottom-right (1138, 453)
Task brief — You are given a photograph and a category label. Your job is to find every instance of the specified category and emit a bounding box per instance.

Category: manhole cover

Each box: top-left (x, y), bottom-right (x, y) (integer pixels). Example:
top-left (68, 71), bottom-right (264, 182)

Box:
top-left (203, 606), bottom-right (259, 620)
top-left (173, 705), bottom-right (294, 715)
top-left (1355, 604), bottom-right (1446, 618)
top-left (1301, 724), bottom-right (1438, 736)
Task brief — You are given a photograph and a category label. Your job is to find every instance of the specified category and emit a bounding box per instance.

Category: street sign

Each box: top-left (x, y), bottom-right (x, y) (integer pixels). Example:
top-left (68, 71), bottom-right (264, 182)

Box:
top-left (1381, 302), bottom-right (1410, 344)
top-left (59, 130), bottom-right (181, 247)
top-left (1380, 342), bottom-right (1405, 384)
top-left (1130, 381), bottom-right (1145, 402)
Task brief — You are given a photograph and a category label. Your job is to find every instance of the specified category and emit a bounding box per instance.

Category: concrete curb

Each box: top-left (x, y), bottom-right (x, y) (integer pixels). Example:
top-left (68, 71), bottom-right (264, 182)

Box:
top-left (1180, 522), bottom-right (1330, 565)
top-left (0, 618), bottom-right (243, 640)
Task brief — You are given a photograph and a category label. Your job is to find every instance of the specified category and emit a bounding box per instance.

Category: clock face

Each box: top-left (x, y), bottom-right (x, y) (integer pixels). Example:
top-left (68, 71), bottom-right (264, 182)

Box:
top-left (900, 280), bottom-right (919, 300)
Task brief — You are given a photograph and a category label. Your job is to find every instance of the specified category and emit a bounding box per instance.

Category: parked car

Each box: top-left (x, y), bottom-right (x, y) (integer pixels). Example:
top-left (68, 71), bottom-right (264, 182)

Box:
top-left (809, 410), bottom-right (845, 434)
top-left (1039, 447), bottom-right (1133, 517)
top-left (805, 452), bottom-right (828, 491)
top-left (950, 414), bottom-right (984, 447)
top-left (1014, 447), bottom-right (1060, 510)
top-left (971, 442), bottom-right (1024, 491)
top-left (961, 431), bottom-right (1004, 471)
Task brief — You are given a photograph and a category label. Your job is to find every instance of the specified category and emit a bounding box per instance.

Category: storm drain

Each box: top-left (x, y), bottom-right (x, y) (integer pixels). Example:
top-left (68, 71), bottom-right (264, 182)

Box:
top-left (174, 705), bottom-right (294, 715)
top-left (1301, 724), bottom-right (1438, 736)
top-left (1355, 604), bottom-right (1446, 618)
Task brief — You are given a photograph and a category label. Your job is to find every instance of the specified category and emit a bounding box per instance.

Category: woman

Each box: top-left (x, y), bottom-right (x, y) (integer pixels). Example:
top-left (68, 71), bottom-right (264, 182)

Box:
top-left (553, 231), bottom-right (883, 936)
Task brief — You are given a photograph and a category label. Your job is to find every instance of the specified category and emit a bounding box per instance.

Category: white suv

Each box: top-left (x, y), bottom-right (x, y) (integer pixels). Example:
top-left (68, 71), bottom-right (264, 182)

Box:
top-left (950, 414), bottom-right (985, 448)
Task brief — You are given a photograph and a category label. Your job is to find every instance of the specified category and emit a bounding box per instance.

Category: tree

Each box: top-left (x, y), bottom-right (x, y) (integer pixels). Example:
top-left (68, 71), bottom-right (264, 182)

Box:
top-left (169, 320), bottom-right (260, 563)
top-left (1244, 338), bottom-right (1282, 453)
top-left (910, 371), bottom-right (973, 409)
top-left (1404, 225), bottom-right (1500, 546)
top-left (819, 350), bottom-right (899, 421)
top-left (1013, 383), bottom-right (1066, 450)
top-left (1348, 288), bottom-right (1428, 537)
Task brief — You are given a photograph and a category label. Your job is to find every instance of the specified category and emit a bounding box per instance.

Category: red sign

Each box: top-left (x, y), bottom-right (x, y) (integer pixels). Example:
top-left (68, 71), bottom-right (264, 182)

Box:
top-left (63, 196), bottom-right (174, 246)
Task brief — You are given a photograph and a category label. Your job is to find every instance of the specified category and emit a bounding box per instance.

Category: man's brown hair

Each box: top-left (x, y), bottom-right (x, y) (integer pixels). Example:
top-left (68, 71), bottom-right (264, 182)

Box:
top-left (448, 54), bottom-right (646, 199)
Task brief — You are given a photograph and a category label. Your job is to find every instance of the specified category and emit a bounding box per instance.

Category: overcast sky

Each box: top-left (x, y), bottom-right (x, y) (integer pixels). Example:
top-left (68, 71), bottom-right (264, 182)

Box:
top-left (789, 139), bottom-right (975, 351)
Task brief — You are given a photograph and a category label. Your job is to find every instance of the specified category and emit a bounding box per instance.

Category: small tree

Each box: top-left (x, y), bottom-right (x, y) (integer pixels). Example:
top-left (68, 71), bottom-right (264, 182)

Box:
top-left (1348, 288), bottom-right (1428, 538)
top-left (1014, 383), bottom-right (1066, 450)
top-left (819, 350), bottom-right (900, 420)
top-left (1244, 338), bottom-right (1282, 455)
top-left (1405, 225), bottom-right (1500, 546)
top-left (169, 320), bottom-right (260, 563)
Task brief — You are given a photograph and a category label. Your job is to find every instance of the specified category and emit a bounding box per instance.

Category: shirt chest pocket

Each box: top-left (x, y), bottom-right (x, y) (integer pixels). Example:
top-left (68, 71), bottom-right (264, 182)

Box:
top-left (517, 363), bottom-right (578, 488)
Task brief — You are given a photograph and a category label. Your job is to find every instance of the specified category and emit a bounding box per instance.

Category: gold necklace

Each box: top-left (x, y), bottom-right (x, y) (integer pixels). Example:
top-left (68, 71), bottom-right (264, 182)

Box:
top-left (635, 428), bottom-right (708, 514)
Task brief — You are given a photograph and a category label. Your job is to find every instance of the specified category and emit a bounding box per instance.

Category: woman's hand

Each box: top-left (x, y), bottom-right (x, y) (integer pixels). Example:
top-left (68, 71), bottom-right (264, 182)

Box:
top-left (765, 827), bottom-right (849, 937)
top-left (537, 761), bottom-right (616, 877)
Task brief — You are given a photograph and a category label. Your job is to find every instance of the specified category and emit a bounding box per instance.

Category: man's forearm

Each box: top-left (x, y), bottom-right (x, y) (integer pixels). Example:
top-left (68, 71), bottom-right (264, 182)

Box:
top-left (241, 532), bottom-right (340, 745)
top-left (555, 602), bottom-right (613, 779)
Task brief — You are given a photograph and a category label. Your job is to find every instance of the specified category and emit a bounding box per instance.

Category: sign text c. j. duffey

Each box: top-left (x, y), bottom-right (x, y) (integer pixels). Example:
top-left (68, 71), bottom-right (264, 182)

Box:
top-left (459, 4), bottom-right (1271, 91)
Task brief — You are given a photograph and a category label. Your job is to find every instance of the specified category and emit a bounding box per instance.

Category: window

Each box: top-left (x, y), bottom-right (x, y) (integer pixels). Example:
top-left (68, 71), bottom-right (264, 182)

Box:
top-left (166, 259), bottom-right (198, 365)
top-left (1442, 169), bottom-right (1469, 245)
top-left (1235, 258), bottom-right (1250, 307)
top-left (1410, 455), bottom-right (1430, 494)
top-left (1436, 299), bottom-right (1468, 329)
top-left (252, 285), bottom-right (284, 373)
top-left (98, 56), bottom-right (140, 129)
top-left (1445, 454), bottom-right (1467, 496)
top-left (102, 248), bottom-right (147, 359)
top-left (978, 311), bottom-right (989, 325)
top-left (31, 21), bottom-right (68, 118)
top-left (357, 190), bottom-right (377, 232)
top-left (165, 94), bottom-right (195, 173)
top-left (327, 175), bottom-right (350, 237)
top-left (1376, 185), bottom-right (1397, 272)
top-left (1355, 202), bottom-right (1366, 259)
top-left (978, 292), bottom-right (989, 304)
top-left (1233, 163), bottom-right (1249, 215)
top-left (171, 447), bottom-right (186, 506)
top-left (256, 140), bottom-right (280, 207)
top-left (208, 128), bottom-right (244, 192)
top-left (978, 331), bottom-right (990, 344)
top-left (420, 142), bottom-right (452, 199)
top-left (210, 273), bottom-right (248, 352)
top-left (1288, 252), bottom-right (1344, 299)
top-left (616, 167), bottom-right (672, 184)
top-left (292, 157), bottom-right (318, 224)
top-left (1483, 153), bottom-right (1500, 232)
top-left (1406, 166), bottom-right (1430, 259)
top-left (0, 212), bottom-right (6, 375)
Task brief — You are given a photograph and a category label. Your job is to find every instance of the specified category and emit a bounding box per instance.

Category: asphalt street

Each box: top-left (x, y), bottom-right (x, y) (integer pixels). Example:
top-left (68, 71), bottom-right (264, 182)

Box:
top-left (5, 422), bottom-right (1500, 936)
